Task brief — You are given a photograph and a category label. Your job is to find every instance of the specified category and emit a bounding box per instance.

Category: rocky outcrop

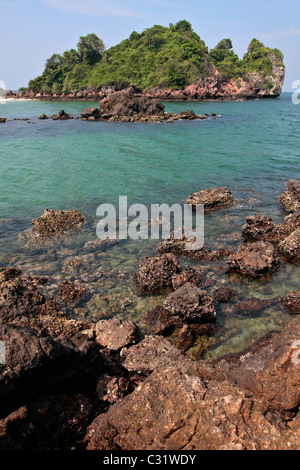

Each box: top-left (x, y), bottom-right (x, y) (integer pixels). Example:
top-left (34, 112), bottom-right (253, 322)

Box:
top-left (171, 265), bottom-right (203, 290)
top-left (227, 241), bottom-right (280, 278)
top-left (187, 186), bottom-right (237, 212)
top-left (31, 209), bottom-right (85, 240)
top-left (133, 253), bottom-right (181, 295)
top-left (278, 229), bottom-right (300, 262)
top-left (85, 317), bottom-right (300, 451)
top-left (0, 118), bottom-right (6, 123)
top-left (158, 234), bottom-right (232, 260)
top-left (279, 180), bottom-right (300, 213)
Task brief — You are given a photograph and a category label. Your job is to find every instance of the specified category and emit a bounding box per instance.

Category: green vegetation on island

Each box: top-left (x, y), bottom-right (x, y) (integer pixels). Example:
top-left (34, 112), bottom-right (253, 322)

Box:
top-left (27, 20), bottom-right (284, 94)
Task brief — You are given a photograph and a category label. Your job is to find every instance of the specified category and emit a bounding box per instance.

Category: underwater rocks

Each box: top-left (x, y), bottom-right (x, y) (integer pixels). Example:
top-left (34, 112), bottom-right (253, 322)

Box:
top-left (187, 186), bottom-right (237, 212)
top-left (171, 265), bottom-right (203, 290)
top-left (163, 283), bottom-right (216, 324)
top-left (134, 253), bottom-right (181, 295)
top-left (242, 214), bottom-right (278, 242)
top-left (227, 241), bottom-right (280, 278)
top-left (279, 179), bottom-right (300, 213)
top-left (158, 234), bottom-right (232, 260)
top-left (32, 208), bottom-right (85, 240)
top-left (58, 281), bottom-right (89, 306)
top-left (214, 286), bottom-right (238, 303)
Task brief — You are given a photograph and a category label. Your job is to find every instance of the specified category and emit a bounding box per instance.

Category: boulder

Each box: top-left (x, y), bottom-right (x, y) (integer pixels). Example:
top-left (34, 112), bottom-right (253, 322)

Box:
top-left (92, 318), bottom-right (139, 352)
top-left (85, 367), bottom-right (292, 450)
top-left (187, 186), bottom-right (237, 212)
top-left (279, 180), bottom-right (300, 213)
top-left (227, 241), bottom-right (280, 278)
top-left (32, 208), bottom-right (85, 240)
top-left (163, 283), bottom-right (216, 324)
top-left (134, 253), bottom-right (181, 295)
top-left (0, 118), bottom-right (6, 123)
top-left (171, 265), bottom-right (203, 290)
top-left (278, 229), bottom-right (300, 261)
top-left (80, 107), bottom-right (101, 120)
top-left (242, 214), bottom-right (278, 242)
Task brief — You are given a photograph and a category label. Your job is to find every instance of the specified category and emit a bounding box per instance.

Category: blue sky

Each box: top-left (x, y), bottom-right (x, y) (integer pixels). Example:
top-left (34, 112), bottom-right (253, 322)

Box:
top-left (0, 0), bottom-right (299, 91)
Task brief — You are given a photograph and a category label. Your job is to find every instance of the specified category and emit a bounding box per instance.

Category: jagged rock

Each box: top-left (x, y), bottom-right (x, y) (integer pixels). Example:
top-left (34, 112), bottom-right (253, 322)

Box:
top-left (242, 214), bottom-right (278, 242)
top-left (158, 235), bottom-right (232, 260)
top-left (199, 316), bottom-right (300, 414)
top-left (187, 186), bottom-right (237, 212)
top-left (51, 110), bottom-right (71, 120)
top-left (145, 305), bottom-right (183, 335)
top-left (58, 281), bottom-right (89, 306)
top-left (81, 107), bottom-right (101, 120)
top-left (0, 118), bottom-right (6, 123)
top-left (278, 229), bottom-right (300, 261)
top-left (99, 87), bottom-right (165, 122)
top-left (39, 114), bottom-right (47, 120)
top-left (85, 367), bottom-right (292, 450)
top-left (93, 318), bottom-right (139, 352)
top-left (279, 180), bottom-right (300, 213)
top-left (134, 253), bottom-right (181, 295)
top-left (172, 265), bottom-right (203, 290)
top-left (227, 241), bottom-right (280, 278)
top-left (32, 209), bottom-right (85, 240)
top-left (282, 292), bottom-right (300, 314)
top-left (163, 283), bottom-right (216, 324)
top-left (120, 335), bottom-right (197, 376)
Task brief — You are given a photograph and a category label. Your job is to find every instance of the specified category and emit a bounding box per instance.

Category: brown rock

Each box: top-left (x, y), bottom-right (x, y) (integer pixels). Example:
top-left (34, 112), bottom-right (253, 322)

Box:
top-left (134, 253), bottom-right (181, 295)
top-left (214, 287), bottom-right (237, 303)
top-left (279, 180), bottom-right (300, 213)
top-left (94, 318), bottom-right (139, 352)
top-left (171, 265), bottom-right (203, 290)
top-left (163, 283), bottom-right (216, 323)
top-left (187, 187), bottom-right (237, 212)
top-left (242, 214), bottom-right (277, 242)
top-left (85, 367), bottom-right (291, 450)
top-left (227, 241), bottom-right (280, 278)
top-left (80, 107), bottom-right (101, 120)
top-left (32, 208), bottom-right (85, 239)
top-left (278, 229), bottom-right (300, 261)
top-left (282, 292), bottom-right (300, 314)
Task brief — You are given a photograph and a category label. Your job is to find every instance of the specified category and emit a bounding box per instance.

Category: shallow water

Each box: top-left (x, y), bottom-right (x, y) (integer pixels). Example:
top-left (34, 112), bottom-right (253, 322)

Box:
top-left (0, 93), bottom-right (299, 359)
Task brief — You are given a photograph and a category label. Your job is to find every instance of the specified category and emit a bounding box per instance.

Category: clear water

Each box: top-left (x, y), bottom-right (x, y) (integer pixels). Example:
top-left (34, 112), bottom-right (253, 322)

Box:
top-left (0, 93), bottom-right (299, 359)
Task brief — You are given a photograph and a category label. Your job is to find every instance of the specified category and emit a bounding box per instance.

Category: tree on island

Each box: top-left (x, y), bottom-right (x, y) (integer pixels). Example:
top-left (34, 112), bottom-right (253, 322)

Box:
top-left (77, 34), bottom-right (106, 65)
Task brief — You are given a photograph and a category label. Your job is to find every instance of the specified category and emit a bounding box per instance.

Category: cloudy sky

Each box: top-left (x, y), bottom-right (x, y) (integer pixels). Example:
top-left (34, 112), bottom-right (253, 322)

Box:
top-left (0, 0), bottom-right (299, 90)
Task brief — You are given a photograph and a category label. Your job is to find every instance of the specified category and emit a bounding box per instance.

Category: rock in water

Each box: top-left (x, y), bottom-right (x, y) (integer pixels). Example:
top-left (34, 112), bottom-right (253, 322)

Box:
top-left (279, 179), bottom-right (300, 213)
top-left (163, 283), bottom-right (216, 323)
top-left (227, 241), bottom-right (280, 278)
top-left (134, 253), bottom-right (181, 295)
top-left (187, 187), bottom-right (237, 212)
top-left (31, 209), bottom-right (85, 239)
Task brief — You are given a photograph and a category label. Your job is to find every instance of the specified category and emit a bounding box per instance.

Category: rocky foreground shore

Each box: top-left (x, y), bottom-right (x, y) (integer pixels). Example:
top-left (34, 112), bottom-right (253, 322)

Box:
top-left (0, 181), bottom-right (300, 450)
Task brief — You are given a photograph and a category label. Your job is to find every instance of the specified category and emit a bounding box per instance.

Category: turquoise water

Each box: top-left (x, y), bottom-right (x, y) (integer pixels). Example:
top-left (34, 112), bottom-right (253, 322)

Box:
top-left (0, 93), bottom-right (299, 359)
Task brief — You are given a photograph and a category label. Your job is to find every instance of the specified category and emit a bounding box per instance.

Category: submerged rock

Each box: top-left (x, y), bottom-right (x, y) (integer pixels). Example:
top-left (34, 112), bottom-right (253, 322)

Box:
top-left (187, 186), bottom-right (237, 212)
top-left (279, 179), bottom-right (300, 213)
top-left (171, 265), bottom-right (203, 290)
top-left (134, 253), bottom-right (181, 295)
top-left (242, 214), bottom-right (278, 242)
top-left (282, 292), bottom-right (300, 314)
top-left (158, 235), bottom-right (232, 260)
top-left (227, 241), bottom-right (280, 278)
top-left (32, 209), bottom-right (85, 240)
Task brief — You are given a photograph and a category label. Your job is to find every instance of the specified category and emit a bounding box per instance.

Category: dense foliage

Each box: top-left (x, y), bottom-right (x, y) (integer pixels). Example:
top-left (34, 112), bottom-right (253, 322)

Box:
top-left (27, 21), bottom-right (284, 93)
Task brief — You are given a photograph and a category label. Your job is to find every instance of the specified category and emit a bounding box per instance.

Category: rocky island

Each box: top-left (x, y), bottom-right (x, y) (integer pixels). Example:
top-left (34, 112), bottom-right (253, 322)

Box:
top-left (6, 21), bottom-right (285, 102)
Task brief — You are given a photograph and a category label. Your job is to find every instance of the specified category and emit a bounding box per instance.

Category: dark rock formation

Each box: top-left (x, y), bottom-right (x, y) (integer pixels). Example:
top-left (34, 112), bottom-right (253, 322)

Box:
top-left (51, 110), bottom-right (72, 120)
top-left (235, 297), bottom-right (281, 316)
top-left (163, 283), bottom-right (216, 324)
top-left (0, 118), bottom-right (6, 123)
top-left (98, 87), bottom-right (166, 122)
top-left (81, 107), bottom-right (101, 120)
top-left (214, 286), bottom-right (237, 303)
top-left (134, 253), bottom-right (181, 295)
top-left (172, 265), bottom-right (203, 290)
top-left (187, 186), bottom-right (237, 212)
top-left (58, 281), bottom-right (89, 306)
top-left (242, 214), bottom-right (278, 242)
top-left (227, 241), bottom-right (280, 278)
top-left (158, 235), bottom-right (232, 260)
top-left (32, 209), bottom-right (85, 240)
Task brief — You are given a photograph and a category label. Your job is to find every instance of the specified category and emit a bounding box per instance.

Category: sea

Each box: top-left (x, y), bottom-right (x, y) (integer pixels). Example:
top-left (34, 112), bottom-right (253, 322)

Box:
top-left (0, 92), bottom-right (299, 360)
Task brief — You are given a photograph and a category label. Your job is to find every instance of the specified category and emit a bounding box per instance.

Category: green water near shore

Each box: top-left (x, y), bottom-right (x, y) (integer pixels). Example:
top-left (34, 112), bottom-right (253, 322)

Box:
top-left (0, 93), bottom-right (299, 359)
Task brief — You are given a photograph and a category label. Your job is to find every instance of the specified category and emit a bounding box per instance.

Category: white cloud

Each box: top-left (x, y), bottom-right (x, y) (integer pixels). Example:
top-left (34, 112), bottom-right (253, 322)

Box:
top-left (263, 27), bottom-right (300, 40)
top-left (44, 0), bottom-right (147, 19)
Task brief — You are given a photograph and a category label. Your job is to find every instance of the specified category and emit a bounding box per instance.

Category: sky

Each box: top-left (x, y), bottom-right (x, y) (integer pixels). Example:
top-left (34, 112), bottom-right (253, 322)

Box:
top-left (0, 0), bottom-right (299, 91)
